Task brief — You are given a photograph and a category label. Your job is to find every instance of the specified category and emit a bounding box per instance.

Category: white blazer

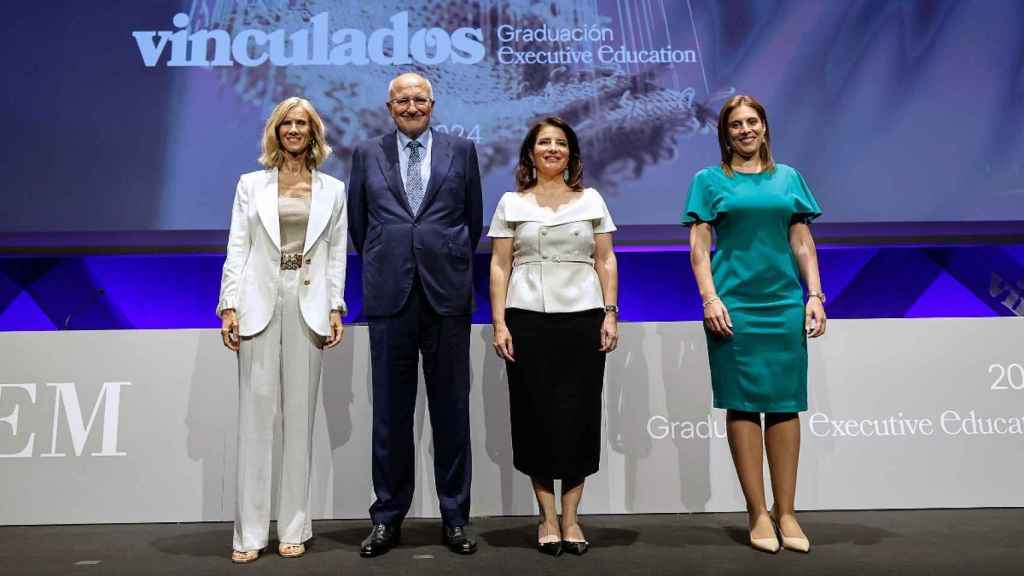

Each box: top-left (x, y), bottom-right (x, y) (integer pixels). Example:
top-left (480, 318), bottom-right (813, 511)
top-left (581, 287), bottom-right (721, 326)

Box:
top-left (217, 168), bottom-right (348, 337)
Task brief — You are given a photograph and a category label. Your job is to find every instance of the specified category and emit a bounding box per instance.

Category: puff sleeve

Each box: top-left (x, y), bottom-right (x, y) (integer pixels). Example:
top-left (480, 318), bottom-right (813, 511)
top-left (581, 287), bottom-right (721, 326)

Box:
top-left (681, 168), bottom-right (722, 224)
top-left (790, 168), bottom-right (822, 223)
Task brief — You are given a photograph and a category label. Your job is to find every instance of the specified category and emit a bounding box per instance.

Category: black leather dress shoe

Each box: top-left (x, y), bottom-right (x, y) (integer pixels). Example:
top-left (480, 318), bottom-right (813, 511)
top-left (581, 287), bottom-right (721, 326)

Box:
top-left (360, 523), bottom-right (400, 558)
top-left (561, 540), bottom-right (590, 556)
top-left (441, 525), bottom-right (477, 555)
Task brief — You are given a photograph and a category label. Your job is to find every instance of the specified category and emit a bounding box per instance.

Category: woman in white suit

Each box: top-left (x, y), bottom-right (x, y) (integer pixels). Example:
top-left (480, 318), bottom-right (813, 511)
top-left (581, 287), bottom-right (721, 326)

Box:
top-left (217, 97), bottom-right (347, 563)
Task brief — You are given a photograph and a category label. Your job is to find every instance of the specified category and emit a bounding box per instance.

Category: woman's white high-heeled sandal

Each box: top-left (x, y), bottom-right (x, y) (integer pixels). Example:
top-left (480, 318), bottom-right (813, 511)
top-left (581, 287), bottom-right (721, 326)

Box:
top-left (231, 549), bottom-right (259, 563)
top-left (278, 542), bottom-right (306, 558)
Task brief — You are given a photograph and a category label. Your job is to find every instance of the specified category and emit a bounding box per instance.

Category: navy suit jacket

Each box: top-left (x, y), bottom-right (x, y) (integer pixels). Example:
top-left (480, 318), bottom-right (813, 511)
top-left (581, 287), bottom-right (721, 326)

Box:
top-left (348, 129), bottom-right (483, 317)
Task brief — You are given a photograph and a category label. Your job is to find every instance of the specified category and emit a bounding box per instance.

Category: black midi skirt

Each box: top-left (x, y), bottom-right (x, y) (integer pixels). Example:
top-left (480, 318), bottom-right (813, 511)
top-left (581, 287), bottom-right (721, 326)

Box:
top-left (505, 308), bottom-right (606, 480)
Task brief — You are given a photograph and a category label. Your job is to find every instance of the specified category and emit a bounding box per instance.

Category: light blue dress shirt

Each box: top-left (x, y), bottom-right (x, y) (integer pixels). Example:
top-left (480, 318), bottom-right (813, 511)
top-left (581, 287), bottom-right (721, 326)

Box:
top-left (396, 128), bottom-right (433, 196)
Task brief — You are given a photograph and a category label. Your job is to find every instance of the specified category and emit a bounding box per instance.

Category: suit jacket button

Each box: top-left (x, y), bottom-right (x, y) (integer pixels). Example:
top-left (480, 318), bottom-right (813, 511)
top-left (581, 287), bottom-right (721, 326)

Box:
top-left (304, 280), bottom-right (311, 286)
top-left (305, 258), bottom-right (311, 264)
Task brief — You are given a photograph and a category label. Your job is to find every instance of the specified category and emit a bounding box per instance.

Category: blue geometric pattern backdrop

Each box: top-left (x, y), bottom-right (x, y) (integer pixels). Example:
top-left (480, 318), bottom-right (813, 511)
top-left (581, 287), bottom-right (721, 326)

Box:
top-left (2, 245), bottom-right (1022, 331)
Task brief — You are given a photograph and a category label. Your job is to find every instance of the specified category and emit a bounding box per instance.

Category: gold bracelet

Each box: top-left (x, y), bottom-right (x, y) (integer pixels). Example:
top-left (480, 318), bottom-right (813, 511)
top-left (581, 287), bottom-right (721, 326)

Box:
top-left (702, 296), bottom-right (720, 308)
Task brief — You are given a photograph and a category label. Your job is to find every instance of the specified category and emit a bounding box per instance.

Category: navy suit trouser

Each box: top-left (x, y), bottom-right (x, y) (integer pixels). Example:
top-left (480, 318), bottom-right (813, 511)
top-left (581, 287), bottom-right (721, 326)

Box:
top-left (367, 275), bottom-right (472, 528)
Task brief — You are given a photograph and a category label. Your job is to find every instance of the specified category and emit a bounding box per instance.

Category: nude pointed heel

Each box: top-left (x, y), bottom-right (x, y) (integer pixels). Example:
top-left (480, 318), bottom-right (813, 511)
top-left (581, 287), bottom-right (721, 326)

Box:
top-left (749, 515), bottom-right (780, 554)
top-left (749, 535), bottom-right (781, 553)
top-left (771, 508), bottom-right (810, 553)
top-left (780, 534), bottom-right (810, 553)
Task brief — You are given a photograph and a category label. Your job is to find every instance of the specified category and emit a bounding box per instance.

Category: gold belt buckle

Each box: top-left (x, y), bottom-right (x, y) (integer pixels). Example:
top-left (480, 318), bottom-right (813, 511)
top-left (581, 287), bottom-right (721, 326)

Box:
top-left (280, 254), bottom-right (302, 270)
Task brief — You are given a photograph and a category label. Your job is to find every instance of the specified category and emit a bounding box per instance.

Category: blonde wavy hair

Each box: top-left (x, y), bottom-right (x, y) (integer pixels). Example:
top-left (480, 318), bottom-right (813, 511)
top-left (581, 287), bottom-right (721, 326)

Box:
top-left (258, 97), bottom-right (332, 169)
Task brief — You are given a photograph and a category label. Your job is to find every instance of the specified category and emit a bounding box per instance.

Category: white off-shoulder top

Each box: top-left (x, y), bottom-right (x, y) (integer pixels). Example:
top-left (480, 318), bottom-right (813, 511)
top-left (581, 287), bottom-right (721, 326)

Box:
top-left (487, 188), bottom-right (616, 313)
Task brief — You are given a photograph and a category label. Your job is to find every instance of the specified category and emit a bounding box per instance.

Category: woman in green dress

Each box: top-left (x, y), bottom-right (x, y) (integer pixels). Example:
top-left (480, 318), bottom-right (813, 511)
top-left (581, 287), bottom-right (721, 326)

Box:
top-left (683, 95), bottom-right (825, 554)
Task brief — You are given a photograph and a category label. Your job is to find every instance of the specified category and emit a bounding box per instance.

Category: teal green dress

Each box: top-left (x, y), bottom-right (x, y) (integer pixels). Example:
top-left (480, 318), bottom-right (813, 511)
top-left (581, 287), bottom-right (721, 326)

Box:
top-left (682, 164), bottom-right (821, 413)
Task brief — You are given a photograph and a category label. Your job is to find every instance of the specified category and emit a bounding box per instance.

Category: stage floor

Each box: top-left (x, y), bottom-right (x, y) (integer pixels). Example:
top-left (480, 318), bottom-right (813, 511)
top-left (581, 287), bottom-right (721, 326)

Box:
top-left (1, 510), bottom-right (1021, 575)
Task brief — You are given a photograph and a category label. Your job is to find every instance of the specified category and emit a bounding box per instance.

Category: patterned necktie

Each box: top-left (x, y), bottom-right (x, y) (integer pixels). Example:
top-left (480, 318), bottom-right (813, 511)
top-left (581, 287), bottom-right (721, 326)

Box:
top-left (406, 140), bottom-right (424, 214)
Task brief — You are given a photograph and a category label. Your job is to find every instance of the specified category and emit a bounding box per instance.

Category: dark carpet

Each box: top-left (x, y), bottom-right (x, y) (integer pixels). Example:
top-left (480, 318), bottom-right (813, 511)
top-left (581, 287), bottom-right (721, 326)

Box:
top-left (0, 510), bottom-right (1021, 575)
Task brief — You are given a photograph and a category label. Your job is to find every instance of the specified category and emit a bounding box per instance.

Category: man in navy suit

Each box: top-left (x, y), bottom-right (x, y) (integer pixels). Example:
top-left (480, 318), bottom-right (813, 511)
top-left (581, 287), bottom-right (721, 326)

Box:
top-left (348, 72), bottom-right (483, 556)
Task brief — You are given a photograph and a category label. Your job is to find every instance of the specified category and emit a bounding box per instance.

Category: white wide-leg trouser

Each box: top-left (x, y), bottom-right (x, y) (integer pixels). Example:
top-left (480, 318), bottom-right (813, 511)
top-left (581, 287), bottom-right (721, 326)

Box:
top-left (233, 269), bottom-right (323, 551)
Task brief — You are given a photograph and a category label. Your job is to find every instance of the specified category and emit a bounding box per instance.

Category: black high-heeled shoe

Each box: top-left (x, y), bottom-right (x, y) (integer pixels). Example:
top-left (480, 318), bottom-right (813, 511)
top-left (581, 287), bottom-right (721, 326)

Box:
top-left (538, 541), bottom-right (564, 556)
top-left (561, 522), bottom-right (589, 556)
top-left (561, 539), bottom-right (590, 556)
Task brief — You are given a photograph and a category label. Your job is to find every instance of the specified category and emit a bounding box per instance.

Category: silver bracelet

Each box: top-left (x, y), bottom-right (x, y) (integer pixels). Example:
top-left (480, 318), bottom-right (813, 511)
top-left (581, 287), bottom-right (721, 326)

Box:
top-left (702, 296), bottom-right (720, 308)
top-left (807, 291), bottom-right (826, 303)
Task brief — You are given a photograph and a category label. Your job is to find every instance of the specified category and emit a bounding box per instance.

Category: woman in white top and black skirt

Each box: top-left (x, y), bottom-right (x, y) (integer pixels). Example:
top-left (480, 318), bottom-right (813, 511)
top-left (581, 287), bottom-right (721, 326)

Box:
top-left (488, 116), bottom-right (619, 556)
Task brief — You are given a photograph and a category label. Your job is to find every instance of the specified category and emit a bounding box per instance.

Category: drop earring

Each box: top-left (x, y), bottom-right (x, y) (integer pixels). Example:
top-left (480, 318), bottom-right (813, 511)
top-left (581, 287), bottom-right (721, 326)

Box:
top-left (563, 168), bottom-right (569, 182)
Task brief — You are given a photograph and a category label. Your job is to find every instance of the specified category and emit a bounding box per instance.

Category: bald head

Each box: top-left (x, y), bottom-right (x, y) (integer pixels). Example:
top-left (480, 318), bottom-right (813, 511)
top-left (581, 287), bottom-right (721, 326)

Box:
top-left (386, 72), bottom-right (435, 139)
top-left (388, 73), bottom-right (434, 101)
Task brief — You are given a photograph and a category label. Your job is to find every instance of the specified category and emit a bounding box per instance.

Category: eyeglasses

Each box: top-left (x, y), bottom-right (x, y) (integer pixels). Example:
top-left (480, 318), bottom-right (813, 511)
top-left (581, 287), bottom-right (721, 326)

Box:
top-left (389, 97), bottom-right (433, 110)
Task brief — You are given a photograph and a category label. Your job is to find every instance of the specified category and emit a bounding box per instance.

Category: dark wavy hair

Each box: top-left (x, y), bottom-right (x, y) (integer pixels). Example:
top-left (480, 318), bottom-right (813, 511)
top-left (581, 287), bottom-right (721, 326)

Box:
top-left (717, 94), bottom-right (775, 176)
top-left (515, 116), bottom-right (584, 191)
